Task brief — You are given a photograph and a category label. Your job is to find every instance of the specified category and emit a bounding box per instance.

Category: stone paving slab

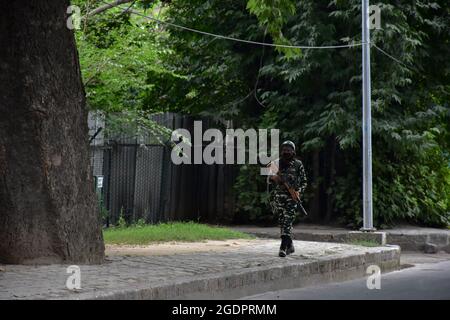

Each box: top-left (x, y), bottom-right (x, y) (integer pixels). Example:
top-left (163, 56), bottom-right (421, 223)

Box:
top-left (0, 240), bottom-right (400, 300)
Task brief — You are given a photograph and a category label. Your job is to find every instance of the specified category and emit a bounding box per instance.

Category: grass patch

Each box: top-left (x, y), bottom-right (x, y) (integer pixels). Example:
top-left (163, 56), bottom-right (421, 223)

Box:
top-left (103, 221), bottom-right (255, 245)
top-left (346, 240), bottom-right (380, 247)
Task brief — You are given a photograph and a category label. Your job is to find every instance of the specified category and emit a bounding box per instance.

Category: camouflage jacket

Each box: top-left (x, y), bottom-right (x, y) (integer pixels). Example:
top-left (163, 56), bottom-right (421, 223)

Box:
top-left (267, 158), bottom-right (307, 195)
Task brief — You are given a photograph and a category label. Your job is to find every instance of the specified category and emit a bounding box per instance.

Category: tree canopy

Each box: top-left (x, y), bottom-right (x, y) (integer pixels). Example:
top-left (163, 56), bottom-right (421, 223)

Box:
top-left (74, 0), bottom-right (450, 227)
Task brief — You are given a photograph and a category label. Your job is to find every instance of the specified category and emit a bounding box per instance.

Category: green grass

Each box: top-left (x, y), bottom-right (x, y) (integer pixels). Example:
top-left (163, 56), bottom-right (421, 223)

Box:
top-left (103, 221), bottom-right (255, 245)
top-left (346, 240), bottom-right (381, 247)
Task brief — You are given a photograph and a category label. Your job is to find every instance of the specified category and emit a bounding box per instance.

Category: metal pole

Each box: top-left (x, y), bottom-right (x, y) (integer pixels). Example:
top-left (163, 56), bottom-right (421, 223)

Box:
top-left (361, 0), bottom-right (375, 231)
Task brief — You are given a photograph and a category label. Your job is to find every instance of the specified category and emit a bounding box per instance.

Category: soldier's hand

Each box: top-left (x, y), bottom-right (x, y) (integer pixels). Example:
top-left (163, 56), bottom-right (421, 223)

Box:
top-left (270, 175), bottom-right (282, 184)
top-left (270, 175), bottom-right (280, 183)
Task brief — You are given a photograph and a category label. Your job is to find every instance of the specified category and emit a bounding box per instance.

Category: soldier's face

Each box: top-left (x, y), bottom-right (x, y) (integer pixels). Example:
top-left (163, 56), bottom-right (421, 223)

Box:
top-left (281, 146), bottom-right (294, 160)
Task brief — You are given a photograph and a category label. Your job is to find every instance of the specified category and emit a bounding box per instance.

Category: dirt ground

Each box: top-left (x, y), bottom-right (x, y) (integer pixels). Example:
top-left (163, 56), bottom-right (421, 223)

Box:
top-left (105, 239), bottom-right (266, 256)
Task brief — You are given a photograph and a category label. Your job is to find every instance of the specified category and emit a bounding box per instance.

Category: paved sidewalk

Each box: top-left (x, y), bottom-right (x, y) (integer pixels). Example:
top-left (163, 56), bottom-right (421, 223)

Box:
top-left (231, 224), bottom-right (450, 253)
top-left (0, 239), bottom-right (399, 300)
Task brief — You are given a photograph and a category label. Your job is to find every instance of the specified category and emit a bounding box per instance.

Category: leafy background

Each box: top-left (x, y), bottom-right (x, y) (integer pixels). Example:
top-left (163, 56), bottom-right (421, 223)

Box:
top-left (74, 0), bottom-right (450, 228)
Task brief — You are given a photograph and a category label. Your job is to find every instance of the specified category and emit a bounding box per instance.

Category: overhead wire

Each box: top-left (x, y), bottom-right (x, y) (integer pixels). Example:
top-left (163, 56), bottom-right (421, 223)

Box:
top-left (93, 1), bottom-right (414, 91)
top-left (253, 27), bottom-right (268, 108)
top-left (101, 0), bottom-right (366, 50)
top-left (113, 3), bottom-right (412, 70)
top-left (96, 0), bottom-right (413, 70)
top-left (372, 44), bottom-right (415, 71)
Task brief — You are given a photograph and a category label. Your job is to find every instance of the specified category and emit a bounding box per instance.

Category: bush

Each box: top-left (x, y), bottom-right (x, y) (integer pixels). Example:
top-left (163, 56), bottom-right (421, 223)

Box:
top-left (117, 208), bottom-right (127, 228)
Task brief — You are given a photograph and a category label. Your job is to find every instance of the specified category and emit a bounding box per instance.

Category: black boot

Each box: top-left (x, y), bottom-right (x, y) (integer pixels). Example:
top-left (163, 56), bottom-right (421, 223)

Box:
top-left (286, 236), bottom-right (295, 255)
top-left (279, 235), bottom-right (289, 257)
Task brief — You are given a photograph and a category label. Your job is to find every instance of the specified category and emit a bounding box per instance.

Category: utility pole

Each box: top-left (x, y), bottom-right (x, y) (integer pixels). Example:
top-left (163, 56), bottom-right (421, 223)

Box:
top-left (361, 0), bottom-right (375, 231)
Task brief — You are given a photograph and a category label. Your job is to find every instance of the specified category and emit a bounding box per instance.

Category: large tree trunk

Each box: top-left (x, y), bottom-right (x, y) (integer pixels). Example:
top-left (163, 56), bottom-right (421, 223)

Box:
top-left (0, 1), bottom-right (105, 264)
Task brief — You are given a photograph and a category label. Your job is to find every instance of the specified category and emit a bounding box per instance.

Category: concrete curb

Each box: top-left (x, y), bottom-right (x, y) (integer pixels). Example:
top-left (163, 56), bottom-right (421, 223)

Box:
top-left (387, 232), bottom-right (450, 253)
top-left (89, 245), bottom-right (400, 300)
top-left (236, 228), bottom-right (450, 253)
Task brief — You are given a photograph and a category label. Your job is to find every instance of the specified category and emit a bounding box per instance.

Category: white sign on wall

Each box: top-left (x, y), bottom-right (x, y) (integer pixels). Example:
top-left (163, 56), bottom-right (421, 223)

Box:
top-left (97, 176), bottom-right (104, 189)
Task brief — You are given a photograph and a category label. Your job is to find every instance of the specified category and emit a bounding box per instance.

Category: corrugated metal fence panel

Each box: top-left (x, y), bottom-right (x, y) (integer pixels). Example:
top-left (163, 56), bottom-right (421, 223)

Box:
top-left (159, 146), bottom-right (174, 222)
top-left (102, 147), bottom-right (112, 226)
top-left (133, 145), bottom-right (165, 223)
top-left (90, 147), bottom-right (104, 177)
top-left (108, 145), bottom-right (136, 223)
top-left (97, 112), bottom-right (241, 225)
top-left (156, 115), bottom-right (240, 223)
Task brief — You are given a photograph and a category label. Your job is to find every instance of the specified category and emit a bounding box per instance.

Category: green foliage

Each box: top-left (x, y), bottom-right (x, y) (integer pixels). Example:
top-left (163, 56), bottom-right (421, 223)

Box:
top-left (166, 0), bottom-right (450, 227)
top-left (246, 0), bottom-right (301, 58)
top-left (104, 109), bottom-right (173, 143)
top-left (133, 218), bottom-right (147, 227)
top-left (75, 0), bottom-right (187, 139)
top-left (117, 207), bottom-right (127, 228)
top-left (233, 165), bottom-right (274, 223)
top-left (164, 0), bottom-right (267, 119)
top-left (74, 0), bottom-right (450, 228)
top-left (103, 221), bottom-right (255, 244)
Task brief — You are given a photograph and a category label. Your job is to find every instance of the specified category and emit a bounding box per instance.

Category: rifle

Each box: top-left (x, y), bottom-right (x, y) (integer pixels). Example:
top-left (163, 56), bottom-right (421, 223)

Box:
top-left (278, 173), bottom-right (308, 216)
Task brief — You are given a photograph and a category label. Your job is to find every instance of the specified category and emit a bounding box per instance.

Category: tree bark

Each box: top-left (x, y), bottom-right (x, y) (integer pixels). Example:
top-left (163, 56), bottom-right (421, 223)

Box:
top-left (0, 1), bottom-right (105, 264)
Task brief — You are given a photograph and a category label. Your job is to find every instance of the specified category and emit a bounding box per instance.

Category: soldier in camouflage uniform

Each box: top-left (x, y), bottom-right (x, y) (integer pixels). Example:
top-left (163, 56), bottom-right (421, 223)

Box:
top-left (267, 141), bottom-right (307, 257)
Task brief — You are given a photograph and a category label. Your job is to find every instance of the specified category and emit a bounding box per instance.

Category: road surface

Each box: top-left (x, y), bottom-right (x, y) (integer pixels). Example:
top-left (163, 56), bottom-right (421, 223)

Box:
top-left (243, 253), bottom-right (450, 300)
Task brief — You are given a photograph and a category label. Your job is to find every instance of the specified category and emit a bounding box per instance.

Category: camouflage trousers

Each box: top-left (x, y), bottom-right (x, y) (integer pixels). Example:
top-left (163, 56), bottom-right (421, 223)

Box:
top-left (269, 191), bottom-right (298, 237)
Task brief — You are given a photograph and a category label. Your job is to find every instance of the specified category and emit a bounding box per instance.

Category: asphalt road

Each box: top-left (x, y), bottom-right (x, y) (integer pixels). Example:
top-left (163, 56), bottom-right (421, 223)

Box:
top-left (242, 253), bottom-right (450, 300)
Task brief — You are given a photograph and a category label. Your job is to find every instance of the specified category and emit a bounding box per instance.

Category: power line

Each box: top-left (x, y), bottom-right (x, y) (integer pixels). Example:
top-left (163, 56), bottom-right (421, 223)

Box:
top-left (107, 2), bottom-right (366, 50)
top-left (254, 27), bottom-right (268, 108)
top-left (117, 0), bottom-right (137, 16)
top-left (372, 44), bottom-right (414, 71)
top-left (96, 2), bottom-right (413, 72)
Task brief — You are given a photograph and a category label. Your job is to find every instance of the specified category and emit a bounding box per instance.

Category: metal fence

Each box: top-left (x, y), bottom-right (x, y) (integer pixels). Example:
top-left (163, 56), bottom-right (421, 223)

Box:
top-left (89, 112), bottom-right (239, 226)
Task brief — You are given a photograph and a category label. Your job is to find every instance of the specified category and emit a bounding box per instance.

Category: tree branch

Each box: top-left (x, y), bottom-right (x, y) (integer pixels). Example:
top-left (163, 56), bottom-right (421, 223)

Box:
top-left (87, 0), bottom-right (134, 17)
